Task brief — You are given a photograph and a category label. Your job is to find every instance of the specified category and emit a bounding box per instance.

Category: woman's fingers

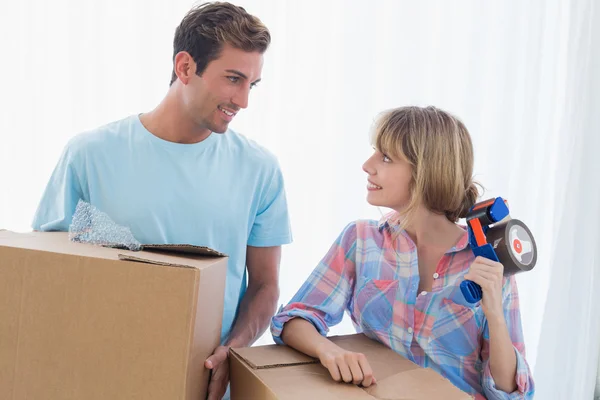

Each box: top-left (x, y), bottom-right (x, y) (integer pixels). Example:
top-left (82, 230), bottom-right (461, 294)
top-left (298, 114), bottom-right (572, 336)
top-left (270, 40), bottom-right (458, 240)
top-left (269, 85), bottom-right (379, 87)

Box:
top-left (322, 356), bottom-right (342, 382)
top-left (321, 350), bottom-right (376, 387)
top-left (337, 357), bottom-right (353, 383)
top-left (347, 354), bottom-right (364, 385)
top-left (357, 354), bottom-right (375, 387)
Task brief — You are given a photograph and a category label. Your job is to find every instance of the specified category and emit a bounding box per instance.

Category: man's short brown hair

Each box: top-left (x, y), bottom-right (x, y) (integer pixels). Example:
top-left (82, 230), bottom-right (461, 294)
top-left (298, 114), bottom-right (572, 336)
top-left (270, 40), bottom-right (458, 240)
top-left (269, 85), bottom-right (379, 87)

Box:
top-left (170, 1), bottom-right (271, 85)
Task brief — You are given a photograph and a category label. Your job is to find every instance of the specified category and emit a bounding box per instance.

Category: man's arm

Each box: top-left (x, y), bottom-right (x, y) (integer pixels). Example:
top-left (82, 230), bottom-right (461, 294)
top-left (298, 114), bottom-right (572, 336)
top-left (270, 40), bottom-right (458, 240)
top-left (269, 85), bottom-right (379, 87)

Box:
top-left (226, 245), bottom-right (281, 347)
top-left (204, 245), bottom-right (281, 400)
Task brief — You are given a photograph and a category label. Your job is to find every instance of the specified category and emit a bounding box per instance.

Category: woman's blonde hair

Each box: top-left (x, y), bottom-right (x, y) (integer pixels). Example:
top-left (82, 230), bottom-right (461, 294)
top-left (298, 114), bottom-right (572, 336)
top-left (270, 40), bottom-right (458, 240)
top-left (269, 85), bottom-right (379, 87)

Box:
top-left (372, 106), bottom-right (481, 228)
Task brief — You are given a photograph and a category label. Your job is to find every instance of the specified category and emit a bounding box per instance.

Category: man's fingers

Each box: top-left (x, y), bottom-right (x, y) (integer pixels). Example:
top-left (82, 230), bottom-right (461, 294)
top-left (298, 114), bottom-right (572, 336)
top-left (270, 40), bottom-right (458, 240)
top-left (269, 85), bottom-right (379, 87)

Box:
top-left (213, 363), bottom-right (229, 382)
top-left (207, 364), bottom-right (229, 400)
top-left (206, 378), bottom-right (218, 400)
top-left (205, 347), bottom-right (230, 400)
top-left (205, 347), bottom-right (228, 369)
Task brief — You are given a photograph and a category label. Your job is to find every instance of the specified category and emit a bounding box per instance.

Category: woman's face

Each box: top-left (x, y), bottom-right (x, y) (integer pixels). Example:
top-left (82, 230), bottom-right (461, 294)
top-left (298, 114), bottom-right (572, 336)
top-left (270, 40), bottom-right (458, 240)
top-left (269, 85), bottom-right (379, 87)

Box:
top-left (362, 149), bottom-right (413, 211)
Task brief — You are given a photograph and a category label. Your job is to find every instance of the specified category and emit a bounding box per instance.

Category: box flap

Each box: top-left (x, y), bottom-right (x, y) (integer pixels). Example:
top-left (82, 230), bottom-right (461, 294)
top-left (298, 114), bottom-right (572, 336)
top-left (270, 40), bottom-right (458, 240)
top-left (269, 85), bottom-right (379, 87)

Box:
top-left (365, 368), bottom-right (472, 399)
top-left (116, 254), bottom-right (201, 269)
top-left (141, 244), bottom-right (226, 257)
top-left (0, 231), bottom-right (226, 270)
top-left (231, 344), bottom-right (317, 369)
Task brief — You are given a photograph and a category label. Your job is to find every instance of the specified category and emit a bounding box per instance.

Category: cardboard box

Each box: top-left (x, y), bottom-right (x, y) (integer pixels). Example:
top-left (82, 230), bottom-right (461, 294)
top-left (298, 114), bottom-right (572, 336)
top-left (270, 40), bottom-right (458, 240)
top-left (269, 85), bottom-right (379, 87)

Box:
top-left (0, 231), bottom-right (228, 400)
top-left (230, 333), bottom-right (472, 399)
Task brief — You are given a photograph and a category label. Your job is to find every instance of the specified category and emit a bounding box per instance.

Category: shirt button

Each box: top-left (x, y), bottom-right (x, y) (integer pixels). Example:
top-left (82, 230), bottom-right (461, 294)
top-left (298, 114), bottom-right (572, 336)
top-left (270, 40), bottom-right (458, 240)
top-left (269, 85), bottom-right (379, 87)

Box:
top-left (433, 273), bottom-right (440, 279)
top-left (407, 327), bottom-right (413, 334)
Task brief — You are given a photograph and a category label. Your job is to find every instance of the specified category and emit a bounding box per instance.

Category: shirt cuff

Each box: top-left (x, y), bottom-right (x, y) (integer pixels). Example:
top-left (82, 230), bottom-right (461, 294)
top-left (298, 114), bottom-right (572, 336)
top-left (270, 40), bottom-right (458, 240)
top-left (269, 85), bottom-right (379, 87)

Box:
top-left (482, 347), bottom-right (534, 399)
top-left (248, 234), bottom-right (293, 247)
top-left (270, 305), bottom-right (329, 345)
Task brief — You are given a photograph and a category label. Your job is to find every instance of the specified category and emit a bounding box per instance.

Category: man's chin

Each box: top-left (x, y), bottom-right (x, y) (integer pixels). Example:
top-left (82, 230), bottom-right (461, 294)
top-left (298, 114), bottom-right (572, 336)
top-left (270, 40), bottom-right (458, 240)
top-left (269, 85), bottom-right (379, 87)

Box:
top-left (209, 123), bottom-right (229, 134)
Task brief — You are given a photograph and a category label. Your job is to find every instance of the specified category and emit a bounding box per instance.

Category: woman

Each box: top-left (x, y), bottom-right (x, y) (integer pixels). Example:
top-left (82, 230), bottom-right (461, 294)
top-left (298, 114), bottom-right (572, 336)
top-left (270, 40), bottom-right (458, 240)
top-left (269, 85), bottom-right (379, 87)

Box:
top-left (270, 106), bottom-right (534, 399)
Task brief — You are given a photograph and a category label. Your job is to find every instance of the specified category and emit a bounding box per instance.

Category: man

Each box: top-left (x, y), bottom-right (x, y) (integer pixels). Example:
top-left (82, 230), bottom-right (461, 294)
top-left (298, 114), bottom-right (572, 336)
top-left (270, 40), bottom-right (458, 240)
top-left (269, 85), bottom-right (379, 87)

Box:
top-left (32, 2), bottom-right (292, 399)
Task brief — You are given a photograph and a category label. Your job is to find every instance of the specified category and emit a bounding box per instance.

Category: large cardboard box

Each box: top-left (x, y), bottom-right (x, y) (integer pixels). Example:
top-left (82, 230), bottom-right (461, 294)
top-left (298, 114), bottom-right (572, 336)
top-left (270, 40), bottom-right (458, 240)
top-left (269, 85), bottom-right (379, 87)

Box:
top-left (0, 231), bottom-right (228, 400)
top-left (230, 333), bottom-right (472, 400)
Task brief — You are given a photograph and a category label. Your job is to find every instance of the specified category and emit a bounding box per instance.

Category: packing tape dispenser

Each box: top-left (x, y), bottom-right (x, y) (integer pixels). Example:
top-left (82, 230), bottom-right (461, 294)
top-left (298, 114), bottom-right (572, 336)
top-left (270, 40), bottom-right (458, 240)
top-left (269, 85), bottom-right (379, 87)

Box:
top-left (460, 197), bottom-right (538, 303)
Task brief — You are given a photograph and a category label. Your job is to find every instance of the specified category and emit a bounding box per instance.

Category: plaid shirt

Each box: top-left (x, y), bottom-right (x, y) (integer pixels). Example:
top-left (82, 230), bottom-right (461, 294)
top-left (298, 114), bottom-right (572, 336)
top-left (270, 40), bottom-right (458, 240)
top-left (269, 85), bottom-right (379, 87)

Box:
top-left (271, 215), bottom-right (534, 399)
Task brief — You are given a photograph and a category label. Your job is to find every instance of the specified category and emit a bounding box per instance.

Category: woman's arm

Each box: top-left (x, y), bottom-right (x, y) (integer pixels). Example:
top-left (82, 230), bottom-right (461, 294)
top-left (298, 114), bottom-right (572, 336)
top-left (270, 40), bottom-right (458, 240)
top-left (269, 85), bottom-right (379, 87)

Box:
top-left (464, 257), bottom-right (535, 399)
top-left (281, 318), bottom-right (333, 358)
top-left (486, 315), bottom-right (518, 392)
top-left (270, 222), bottom-right (375, 387)
top-left (282, 318), bottom-right (375, 387)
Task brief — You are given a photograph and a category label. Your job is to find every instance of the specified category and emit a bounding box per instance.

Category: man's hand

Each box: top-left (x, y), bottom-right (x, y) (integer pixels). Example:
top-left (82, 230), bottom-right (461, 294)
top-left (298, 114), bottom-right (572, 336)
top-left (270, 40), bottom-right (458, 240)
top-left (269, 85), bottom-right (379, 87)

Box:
top-left (205, 346), bottom-right (230, 400)
top-left (202, 246), bottom-right (281, 399)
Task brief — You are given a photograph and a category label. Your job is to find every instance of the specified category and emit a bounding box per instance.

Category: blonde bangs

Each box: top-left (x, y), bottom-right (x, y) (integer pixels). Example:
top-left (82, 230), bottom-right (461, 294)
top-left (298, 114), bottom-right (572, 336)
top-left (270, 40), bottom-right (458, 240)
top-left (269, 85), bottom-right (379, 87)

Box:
top-left (371, 110), bottom-right (411, 164)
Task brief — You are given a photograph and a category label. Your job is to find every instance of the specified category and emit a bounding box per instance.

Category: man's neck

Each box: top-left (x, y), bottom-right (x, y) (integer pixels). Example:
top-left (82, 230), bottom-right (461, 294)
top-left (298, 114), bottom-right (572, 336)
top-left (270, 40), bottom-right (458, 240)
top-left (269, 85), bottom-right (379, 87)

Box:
top-left (140, 90), bottom-right (211, 144)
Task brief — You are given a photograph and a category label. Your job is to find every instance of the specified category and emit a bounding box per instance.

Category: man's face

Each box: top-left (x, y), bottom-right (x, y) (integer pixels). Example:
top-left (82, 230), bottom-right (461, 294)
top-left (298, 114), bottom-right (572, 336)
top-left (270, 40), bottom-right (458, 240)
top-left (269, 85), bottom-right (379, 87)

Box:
top-left (181, 44), bottom-right (264, 133)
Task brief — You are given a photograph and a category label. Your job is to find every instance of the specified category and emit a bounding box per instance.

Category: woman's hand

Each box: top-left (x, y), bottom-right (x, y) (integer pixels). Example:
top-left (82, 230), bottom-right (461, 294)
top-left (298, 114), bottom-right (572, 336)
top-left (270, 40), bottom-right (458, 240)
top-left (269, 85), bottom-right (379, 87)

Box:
top-left (464, 256), bottom-right (505, 320)
top-left (316, 342), bottom-right (376, 387)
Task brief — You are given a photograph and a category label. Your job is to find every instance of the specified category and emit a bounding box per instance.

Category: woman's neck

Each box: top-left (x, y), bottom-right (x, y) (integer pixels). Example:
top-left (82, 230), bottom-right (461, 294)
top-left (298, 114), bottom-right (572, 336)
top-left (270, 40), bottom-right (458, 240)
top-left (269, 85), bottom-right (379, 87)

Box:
top-left (401, 205), bottom-right (464, 249)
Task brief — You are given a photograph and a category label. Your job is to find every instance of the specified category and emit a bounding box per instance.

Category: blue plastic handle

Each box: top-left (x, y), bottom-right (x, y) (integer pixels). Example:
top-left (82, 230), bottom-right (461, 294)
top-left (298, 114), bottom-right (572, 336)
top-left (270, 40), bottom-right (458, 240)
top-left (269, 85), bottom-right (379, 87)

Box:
top-left (461, 243), bottom-right (500, 303)
top-left (462, 197), bottom-right (508, 303)
top-left (460, 280), bottom-right (483, 303)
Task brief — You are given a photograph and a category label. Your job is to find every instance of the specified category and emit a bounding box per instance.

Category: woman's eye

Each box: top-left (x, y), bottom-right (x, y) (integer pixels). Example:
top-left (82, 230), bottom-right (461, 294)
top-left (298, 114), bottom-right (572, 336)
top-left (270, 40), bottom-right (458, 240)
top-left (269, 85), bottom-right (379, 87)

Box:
top-left (383, 155), bottom-right (392, 163)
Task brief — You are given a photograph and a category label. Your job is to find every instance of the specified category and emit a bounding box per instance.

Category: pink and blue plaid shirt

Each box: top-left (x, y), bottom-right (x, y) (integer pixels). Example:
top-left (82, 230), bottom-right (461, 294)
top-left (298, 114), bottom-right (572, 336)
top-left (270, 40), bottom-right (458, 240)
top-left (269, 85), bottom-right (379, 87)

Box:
top-left (271, 214), bottom-right (534, 399)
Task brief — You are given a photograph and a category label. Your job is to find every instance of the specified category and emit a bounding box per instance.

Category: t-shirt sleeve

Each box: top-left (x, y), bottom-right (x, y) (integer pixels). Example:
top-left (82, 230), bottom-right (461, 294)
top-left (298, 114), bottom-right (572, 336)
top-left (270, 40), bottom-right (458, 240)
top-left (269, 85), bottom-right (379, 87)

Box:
top-left (247, 163), bottom-right (292, 247)
top-left (31, 141), bottom-right (86, 232)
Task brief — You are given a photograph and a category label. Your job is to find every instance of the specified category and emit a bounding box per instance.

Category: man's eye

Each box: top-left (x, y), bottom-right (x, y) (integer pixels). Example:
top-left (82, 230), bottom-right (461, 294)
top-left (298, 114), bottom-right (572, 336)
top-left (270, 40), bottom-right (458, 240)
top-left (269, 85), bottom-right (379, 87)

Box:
top-left (227, 76), bottom-right (240, 83)
top-left (250, 82), bottom-right (259, 89)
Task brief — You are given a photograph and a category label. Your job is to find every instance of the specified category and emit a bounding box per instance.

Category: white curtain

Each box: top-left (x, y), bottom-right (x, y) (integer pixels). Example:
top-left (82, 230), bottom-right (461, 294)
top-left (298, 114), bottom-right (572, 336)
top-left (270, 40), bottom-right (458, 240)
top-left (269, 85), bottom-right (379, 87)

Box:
top-left (1, 1), bottom-right (598, 398)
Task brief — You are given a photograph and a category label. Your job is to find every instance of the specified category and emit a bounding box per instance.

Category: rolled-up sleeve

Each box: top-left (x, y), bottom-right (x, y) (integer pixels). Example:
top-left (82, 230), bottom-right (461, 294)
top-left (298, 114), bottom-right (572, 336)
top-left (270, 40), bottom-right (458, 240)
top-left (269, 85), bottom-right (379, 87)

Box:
top-left (481, 276), bottom-right (535, 399)
top-left (271, 222), bottom-right (357, 344)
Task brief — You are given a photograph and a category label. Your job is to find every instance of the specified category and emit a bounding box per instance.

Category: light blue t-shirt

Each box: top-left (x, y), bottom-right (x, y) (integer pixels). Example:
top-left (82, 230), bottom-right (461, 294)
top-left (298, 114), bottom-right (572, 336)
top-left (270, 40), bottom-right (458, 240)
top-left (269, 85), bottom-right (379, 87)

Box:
top-left (32, 114), bottom-right (293, 343)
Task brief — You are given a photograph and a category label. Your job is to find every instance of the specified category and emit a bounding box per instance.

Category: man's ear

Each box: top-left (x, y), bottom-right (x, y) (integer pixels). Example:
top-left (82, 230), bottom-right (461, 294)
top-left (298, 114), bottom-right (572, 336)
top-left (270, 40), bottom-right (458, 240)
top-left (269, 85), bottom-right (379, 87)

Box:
top-left (173, 51), bottom-right (196, 85)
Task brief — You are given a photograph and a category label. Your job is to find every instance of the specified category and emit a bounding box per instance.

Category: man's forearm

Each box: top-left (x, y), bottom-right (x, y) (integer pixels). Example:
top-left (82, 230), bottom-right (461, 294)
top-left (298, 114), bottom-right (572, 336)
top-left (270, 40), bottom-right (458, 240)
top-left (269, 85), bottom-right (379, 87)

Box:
top-left (224, 283), bottom-right (279, 348)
